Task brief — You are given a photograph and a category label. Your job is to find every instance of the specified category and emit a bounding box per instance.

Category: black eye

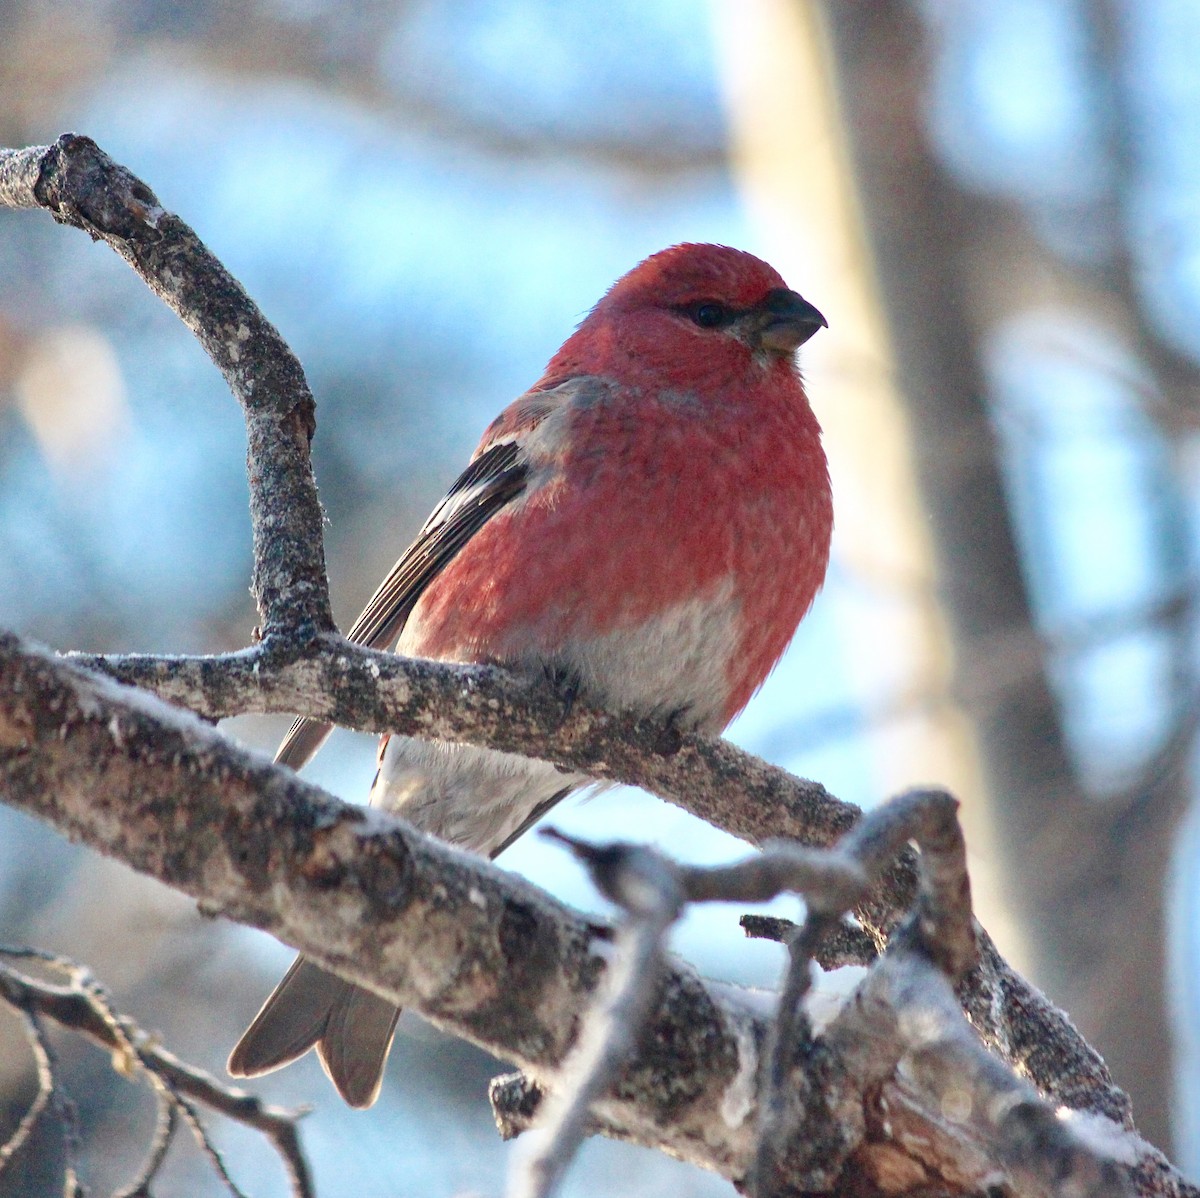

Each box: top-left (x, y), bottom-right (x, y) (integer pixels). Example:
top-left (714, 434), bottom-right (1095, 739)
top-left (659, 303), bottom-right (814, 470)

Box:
top-left (683, 301), bottom-right (732, 329)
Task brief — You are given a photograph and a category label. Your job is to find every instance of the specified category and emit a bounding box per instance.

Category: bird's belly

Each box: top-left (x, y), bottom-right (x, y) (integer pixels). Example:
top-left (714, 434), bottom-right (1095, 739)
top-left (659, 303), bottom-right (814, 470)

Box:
top-left (540, 580), bottom-right (740, 733)
top-left (374, 583), bottom-right (739, 856)
top-left (370, 737), bottom-right (584, 856)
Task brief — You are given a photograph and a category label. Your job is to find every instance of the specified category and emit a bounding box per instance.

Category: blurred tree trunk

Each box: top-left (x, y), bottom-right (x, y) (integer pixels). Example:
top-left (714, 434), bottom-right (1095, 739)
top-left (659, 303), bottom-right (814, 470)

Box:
top-left (821, 0), bottom-right (1185, 1154)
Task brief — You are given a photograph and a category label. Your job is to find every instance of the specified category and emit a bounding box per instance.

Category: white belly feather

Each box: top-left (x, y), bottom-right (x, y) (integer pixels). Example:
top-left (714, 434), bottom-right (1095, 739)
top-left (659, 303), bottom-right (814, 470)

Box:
top-left (374, 584), bottom-right (739, 856)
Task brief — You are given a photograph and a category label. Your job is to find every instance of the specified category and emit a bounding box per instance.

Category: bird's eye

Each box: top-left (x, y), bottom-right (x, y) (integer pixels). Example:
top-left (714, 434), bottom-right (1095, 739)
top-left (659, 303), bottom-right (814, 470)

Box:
top-left (683, 301), bottom-right (733, 329)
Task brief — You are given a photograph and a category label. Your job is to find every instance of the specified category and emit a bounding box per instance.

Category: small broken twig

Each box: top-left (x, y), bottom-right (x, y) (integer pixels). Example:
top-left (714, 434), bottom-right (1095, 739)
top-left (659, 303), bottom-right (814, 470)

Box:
top-left (510, 829), bottom-right (866, 1198)
top-left (507, 833), bottom-right (687, 1198)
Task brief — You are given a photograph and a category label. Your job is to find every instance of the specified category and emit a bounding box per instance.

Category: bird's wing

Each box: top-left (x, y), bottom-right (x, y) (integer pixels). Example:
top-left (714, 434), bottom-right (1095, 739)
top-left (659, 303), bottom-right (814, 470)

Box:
top-left (274, 436), bottom-right (530, 770)
top-left (273, 379), bottom-right (589, 771)
top-left (344, 438), bottom-right (528, 650)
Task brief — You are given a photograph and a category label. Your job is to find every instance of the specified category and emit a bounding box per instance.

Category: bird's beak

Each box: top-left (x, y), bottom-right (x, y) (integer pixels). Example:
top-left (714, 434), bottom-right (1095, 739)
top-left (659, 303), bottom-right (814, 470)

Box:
top-left (754, 288), bottom-right (828, 353)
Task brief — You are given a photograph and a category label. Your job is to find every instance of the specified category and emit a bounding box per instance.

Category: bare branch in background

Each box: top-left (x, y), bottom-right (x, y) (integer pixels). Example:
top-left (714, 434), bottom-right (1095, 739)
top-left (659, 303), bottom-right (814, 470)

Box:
top-left (0, 2), bottom-right (724, 182)
top-left (1082, 0), bottom-right (1200, 432)
top-left (819, 0), bottom-right (1195, 1150)
top-left (0, 948), bottom-right (314, 1198)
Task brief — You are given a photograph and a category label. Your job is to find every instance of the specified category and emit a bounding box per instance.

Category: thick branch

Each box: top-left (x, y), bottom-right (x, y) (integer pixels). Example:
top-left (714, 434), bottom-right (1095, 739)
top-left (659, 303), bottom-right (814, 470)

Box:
top-left (58, 637), bottom-right (1140, 1129)
top-left (19, 627), bottom-right (1137, 1130)
top-left (825, 953), bottom-right (1131, 1198)
top-left (499, 813), bottom-right (1144, 1197)
top-left (68, 638), bottom-right (882, 906)
top-left (0, 634), bottom-right (762, 1178)
top-left (0, 135), bottom-right (332, 639)
top-left (1, 636), bottom-right (1188, 1193)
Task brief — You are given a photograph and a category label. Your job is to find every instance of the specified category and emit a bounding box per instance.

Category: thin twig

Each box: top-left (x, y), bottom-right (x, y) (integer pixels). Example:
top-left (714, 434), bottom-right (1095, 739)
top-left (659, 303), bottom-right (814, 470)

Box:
top-left (23, 1006), bottom-right (86, 1196)
top-left (739, 912), bottom-right (879, 969)
top-left (0, 1009), bottom-right (55, 1173)
top-left (508, 833), bottom-right (685, 1198)
top-left (172, 1089), bottom-right (251, 1198)
top-left (112, 1098), bottom-right (178, 1198)
top-left (746, 911), bottom-right (837, 1198)
top-left (0, 950), bottom-right (314, 1198)
top-left (0, 951), bottom-right (89, 1194)
top-left (0, 135), bottom-right (332, 641)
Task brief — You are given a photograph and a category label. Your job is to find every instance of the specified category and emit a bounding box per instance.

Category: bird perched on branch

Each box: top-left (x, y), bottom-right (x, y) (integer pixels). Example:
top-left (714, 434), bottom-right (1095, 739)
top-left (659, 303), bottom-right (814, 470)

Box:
top-left (228, 242), bottom-right (831, 1107)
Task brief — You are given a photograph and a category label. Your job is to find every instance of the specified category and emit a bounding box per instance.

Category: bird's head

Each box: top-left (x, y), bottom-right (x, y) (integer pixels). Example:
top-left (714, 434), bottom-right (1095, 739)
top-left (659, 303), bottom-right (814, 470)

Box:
top-left (541, 243), bottom-right (827, 391)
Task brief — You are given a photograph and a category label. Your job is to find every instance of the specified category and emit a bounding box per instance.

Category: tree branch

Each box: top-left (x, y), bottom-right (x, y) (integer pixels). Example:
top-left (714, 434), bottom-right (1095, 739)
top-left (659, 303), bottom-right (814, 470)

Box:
top-left (499, 807), bottom-right (1145, 1198)
top-left (70, 638), bottom-right (865, 868)
top-left (0, 632), bottom-right (764, 1178)
top-left (507, 835), bottom-right (688, 1198)
top-left (56, 638), bottom-right (1138, 1131)
top-left (2, 636), bottom-right (1189, 1193)
top-left (0, 134), bottom-right (332, 640)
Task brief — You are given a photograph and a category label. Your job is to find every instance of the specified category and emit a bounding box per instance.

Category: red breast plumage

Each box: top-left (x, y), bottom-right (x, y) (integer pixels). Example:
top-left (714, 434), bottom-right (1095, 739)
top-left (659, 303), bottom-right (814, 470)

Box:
top-left (406, 242), bottom-right (831, 728)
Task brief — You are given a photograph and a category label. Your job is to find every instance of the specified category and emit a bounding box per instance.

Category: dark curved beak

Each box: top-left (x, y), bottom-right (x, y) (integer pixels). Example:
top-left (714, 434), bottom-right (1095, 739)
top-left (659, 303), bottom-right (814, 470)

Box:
top-left (756, 288), bottom-right (828, 353)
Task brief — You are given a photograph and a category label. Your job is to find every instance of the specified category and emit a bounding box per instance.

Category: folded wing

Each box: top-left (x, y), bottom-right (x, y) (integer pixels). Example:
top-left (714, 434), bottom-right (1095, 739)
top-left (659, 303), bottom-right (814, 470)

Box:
top-left (274, 436), bottom-right (530, 769)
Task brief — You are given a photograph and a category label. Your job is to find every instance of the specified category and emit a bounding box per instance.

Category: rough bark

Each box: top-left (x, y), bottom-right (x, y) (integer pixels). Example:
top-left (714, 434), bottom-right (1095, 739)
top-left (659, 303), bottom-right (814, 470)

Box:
top-left (0, 633), bottom-right (1181, 1196)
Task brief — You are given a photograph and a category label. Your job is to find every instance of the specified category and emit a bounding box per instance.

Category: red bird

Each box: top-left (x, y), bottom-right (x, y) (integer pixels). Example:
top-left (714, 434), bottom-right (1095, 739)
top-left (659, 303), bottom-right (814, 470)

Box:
top-left (228, 243), bottom-right (831, 1107)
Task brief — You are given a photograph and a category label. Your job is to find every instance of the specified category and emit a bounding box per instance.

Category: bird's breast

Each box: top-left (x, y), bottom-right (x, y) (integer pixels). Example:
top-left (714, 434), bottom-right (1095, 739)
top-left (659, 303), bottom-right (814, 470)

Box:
top-left (402, 383), bottom-right (831, 730)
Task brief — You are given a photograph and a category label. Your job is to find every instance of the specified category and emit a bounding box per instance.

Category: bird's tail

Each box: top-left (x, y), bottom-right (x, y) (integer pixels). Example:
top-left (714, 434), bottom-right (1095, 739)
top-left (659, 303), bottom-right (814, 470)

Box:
top-left (227, 956), bottom-right (401, 1109)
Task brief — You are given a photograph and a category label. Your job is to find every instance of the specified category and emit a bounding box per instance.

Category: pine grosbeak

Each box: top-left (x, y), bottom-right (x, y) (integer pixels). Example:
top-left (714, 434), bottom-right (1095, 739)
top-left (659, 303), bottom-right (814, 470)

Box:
top-left (228, 243), bottom-right (831, 1106)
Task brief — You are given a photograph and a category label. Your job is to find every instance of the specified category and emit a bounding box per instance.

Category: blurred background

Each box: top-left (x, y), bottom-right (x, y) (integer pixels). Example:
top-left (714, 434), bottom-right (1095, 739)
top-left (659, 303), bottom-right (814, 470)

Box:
top-left (1, 0), bottom-right (1199, 1192)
